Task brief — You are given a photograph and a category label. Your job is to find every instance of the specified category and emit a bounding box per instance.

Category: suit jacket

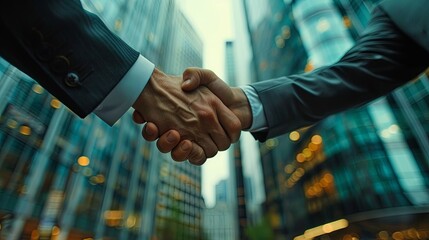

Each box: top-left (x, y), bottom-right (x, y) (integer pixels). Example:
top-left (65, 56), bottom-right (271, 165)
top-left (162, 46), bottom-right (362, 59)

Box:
top-left (251, 0), bottom-right (429, 141)
top-left (0, 0), bottom-right (139, 118)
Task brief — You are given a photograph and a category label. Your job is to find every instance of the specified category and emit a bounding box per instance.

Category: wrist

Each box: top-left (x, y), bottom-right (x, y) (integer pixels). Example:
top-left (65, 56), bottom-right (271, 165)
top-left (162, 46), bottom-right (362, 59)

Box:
top-left (132, 68), bottom-right (164, 110)
top-left (230, 87), bottom-right (252, 130)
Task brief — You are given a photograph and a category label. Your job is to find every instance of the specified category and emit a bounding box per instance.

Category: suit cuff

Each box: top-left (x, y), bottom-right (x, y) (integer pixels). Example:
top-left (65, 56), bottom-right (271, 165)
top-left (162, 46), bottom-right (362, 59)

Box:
top-left (240, 85), bottom-right (268, 132)
top-left (94, 55), bottom-right (155, 126)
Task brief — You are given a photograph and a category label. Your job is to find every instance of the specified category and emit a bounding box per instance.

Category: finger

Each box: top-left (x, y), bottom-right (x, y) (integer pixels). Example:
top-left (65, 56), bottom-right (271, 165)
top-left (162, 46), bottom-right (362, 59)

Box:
top-left (170, 140), bottom-right (193, 162)
top-left (197, 136), bottom-right (218, 159)
top-left (198, 102), bottom-right (231, 151)
top-left (142, 122), bottom-right (159, 142)
top-left (182, 68), bottom-right (202, 91)
top-left (182, 68), bottom-right (221, 91)
top-left (183, 68), bottom-right (235, 105)
top-left (209, 131), bottom-right (231, 151)
top-left (156, 130), bottom-right (181, 153)
top-left (132, 111), bottom-right (146, 124)
top-left (194, 106), bottom-right (222, 156)
top-left (215, 102), bottom-right (242, 143)
top-left (187, 143), bottom-right (207, 165)
top-left (207, 120), bottom-right (231, 151)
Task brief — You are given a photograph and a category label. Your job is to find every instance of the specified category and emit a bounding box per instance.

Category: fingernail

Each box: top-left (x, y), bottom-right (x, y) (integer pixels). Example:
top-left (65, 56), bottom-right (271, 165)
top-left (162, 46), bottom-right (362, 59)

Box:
top-left (180, 141), bottom-right (191, 151)
top-left (145, 126), bottom-right (154, 136)
top-left (183, 79), bottom-right (191, 86)
top-left (167, 132), bottom-right (176, 143)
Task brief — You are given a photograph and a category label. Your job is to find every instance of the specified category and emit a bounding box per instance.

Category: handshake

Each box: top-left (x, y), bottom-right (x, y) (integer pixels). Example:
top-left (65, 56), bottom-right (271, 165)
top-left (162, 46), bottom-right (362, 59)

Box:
top-left (131, 67), bottom-right (253, 165)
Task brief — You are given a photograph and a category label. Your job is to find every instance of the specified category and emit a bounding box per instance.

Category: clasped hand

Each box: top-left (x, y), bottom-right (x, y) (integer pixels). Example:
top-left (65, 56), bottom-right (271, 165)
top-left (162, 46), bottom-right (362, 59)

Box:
top-left (133, 68), bottom-right (251, 165)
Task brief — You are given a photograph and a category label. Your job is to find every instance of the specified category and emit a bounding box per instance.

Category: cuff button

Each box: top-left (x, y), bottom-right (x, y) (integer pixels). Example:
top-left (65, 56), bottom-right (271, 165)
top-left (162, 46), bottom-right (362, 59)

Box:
top-left (64, 72), bottom-right (80, 87)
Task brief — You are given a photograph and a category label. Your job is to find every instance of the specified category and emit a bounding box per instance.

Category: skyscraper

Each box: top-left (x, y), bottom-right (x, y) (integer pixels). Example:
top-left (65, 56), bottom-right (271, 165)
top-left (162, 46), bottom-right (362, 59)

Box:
top-left (240, 0), bottom-right (309, 237)
top-left (203, 179), bottom-right (235, 240)
top-left (242, 0), bottom-right (429, 239)
top-left (0, 1), bottom-right (205, 239)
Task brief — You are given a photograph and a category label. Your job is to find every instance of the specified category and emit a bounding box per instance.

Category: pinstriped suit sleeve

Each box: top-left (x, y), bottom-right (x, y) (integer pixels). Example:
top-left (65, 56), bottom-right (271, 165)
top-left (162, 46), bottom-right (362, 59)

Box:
top-left (250, 6), bottom-right (429, 142)
top-left (0, 0), bottom-right (144, 119)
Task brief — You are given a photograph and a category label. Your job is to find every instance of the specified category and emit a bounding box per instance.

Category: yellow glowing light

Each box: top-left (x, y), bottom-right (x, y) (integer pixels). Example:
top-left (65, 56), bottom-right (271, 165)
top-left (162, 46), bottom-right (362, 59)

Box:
top-left (381, 129), bottom-right (391, 138)
top-left (284, 164), bottom-right (295, 174)
top-left (302, 148), bottom-right (313, 158)
top-left (316, 18), bottom-right (330, 33)
top-left (50, 99), bottom-right (61, 109)
top-left (296, 153), bottom-right (306, 163)
top-left (32, 84), bottom-right (44, 94)
top-left (7, 119), bottom-right (18, 129)
top-left (378, 231), bottom-right (389, 239)
top-left (311, 135), bottom-right (323, 145)
top-left (19, 126), bottom-right (31, 136)
top-left (392, 232), bottom-right (404, 240)
top-left (31, 230), bottom-right (40, 240)
top-left (308, 142), bottom-right (319, 151)
top-left (266, 139), bottom-right (278, 148)
top-left (51, 226), bottom-right (60, 236)
top-left (126, 215), bottom-right (137, 228)
top-left (343, 16), bottom-right (352, 28)
top-left (104, 210), bottom-right (124, 220)
top-left (282, 26), bottom-right (291, 39)
top-left (289, 131), bottom-right (300, 141)
top-left (77, 156), bottom-right (90, 166)
top-left (296, 168), bottom-right (305, 176)
top-left (389, 124), bottom-right (400, 134)
top-left (324, 173), bottom-right (334, 183)
top-left (322, 224), bottom-right (334, 233)
top-left (296, 219), bottom-right (349, 240)
top-left (96, 174), bottom-right (105, 184)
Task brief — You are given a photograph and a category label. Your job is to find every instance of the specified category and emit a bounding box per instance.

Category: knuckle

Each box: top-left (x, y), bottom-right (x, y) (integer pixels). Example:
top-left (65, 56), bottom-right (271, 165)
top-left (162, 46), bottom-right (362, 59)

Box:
top-left (231, 131), bottom-right (241, 143)
top-left (218, 140), bottom-right (231, 151)
top-left (189, 153), bottom-right (205, 165)
top-left (171, 150), bottom-right (187, 162)
top-left (156, 141), bottom-right (169, 153)
top-left (206, 148), bottom-right (217, 158)
top-left (198, 109), bottom-right (216, 122)
top-left (232, 119), bottom-right (242, 132)
top-left (142, 132), bottom-right (155, 142)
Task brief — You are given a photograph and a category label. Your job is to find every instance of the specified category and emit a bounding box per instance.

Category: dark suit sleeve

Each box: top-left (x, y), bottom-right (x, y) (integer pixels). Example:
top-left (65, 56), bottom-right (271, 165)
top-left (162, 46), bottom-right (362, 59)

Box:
top-left (252, 5), bottom-right (429, 141)
top-left (251, 6), bottom-right (429, 142)
top-left (0, 0), bottom-right (139, 118)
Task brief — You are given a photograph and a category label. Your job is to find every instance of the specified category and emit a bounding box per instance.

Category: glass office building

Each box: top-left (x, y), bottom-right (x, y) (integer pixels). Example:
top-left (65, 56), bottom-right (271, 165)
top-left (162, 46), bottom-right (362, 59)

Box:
top-left (241, 0), bottom-right (309, 237)
top-left (244, 0), bottom-right (429, 239)
top-left (0, 1), bottom-right (205, 239)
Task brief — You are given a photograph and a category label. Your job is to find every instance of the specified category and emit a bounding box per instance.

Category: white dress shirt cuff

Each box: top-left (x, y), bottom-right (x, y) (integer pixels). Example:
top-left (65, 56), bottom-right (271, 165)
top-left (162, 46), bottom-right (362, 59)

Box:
top-left (240, 85), bottom-right (268, 132)
top-left (94, 55), bottom-right (155, 126)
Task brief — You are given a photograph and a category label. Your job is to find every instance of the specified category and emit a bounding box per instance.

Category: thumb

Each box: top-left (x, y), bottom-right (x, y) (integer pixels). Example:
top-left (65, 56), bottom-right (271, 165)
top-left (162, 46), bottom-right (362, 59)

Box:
top-left (183, 67), bottom-right (235, 105)
top-left (132, 110), bottom-right (146, 124)
top-left (182, 67), bottom-right (202, 91)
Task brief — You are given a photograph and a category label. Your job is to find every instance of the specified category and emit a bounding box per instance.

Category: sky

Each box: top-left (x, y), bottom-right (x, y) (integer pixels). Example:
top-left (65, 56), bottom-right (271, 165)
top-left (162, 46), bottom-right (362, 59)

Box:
top-left (178, 0), bottom-right (235, 207)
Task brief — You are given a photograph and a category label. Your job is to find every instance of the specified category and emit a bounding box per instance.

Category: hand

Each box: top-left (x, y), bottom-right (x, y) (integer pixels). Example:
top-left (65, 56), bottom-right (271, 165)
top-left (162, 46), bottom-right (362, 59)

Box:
top-left (181, 68), bottom-right (252, 128)
top-left (132, 68), bottom-right (241, 164)
top-left (136, 68), bottom-right (252, 164)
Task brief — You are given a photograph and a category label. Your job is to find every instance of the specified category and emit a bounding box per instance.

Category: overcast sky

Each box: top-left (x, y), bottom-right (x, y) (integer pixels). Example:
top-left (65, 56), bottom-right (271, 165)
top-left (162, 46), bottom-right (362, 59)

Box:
top-left (178, 0), bottom-right (235, 207)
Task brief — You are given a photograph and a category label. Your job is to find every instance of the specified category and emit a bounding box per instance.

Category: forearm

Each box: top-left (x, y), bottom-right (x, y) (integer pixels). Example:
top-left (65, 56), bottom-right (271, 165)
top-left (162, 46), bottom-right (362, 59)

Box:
top-left (252, 6), bottom-right (429, 141)
top-left (0, 0), bottom-right (139, 118)
top-left (94, 55), bottom-right (154, 125)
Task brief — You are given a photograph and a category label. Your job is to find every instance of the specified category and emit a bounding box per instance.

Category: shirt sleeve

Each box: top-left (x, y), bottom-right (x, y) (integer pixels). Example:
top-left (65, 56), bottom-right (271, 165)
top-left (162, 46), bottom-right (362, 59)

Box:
top-left (240, 85), bottom-right (268, 132)
top-left (94, 55), bottom-right (155, 126)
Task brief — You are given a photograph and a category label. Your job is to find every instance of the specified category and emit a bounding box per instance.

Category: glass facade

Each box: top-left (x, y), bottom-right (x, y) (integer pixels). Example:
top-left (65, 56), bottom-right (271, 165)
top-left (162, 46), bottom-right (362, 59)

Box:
top-left (241, 0), bottom-right (309, 237)
top-left (0, 1), bottom-right (205, 240)
top-left (244, 0), bottom-right (429, 239)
